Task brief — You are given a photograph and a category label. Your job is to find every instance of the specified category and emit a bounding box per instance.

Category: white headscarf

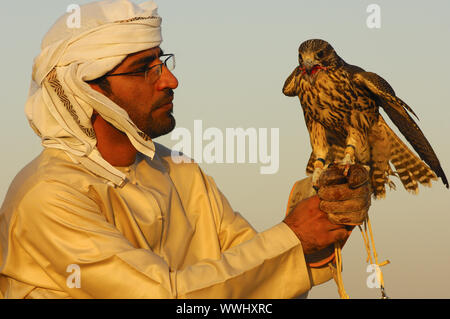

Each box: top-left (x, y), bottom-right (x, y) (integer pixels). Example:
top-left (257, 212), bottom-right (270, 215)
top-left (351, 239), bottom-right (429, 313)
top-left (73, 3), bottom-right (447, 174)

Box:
top-left (26, 0), bottom-right (164, 186)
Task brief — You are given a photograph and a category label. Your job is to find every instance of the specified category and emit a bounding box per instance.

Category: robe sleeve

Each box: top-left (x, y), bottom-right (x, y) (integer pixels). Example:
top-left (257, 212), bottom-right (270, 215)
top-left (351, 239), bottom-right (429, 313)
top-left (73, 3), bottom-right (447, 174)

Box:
top-left (194, 173), bottom-right (333, 298)
top-left (10, 176), bottom-right (331, 299)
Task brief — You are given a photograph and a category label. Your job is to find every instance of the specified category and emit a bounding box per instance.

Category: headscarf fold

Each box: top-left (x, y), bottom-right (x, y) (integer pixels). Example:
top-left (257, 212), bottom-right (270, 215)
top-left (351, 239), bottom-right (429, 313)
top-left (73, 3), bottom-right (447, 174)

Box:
top-left (25, 0), bottom-right (164, 186)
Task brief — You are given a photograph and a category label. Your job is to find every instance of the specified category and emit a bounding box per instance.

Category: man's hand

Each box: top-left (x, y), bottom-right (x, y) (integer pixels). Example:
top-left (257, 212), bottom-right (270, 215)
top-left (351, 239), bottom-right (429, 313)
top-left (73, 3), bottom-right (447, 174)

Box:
top-left (317, 164), bottom-right (371, 226)
top-left (284, 196), bottom-right (350, 255)
top-left (283, 164), bottom-right (371, 256)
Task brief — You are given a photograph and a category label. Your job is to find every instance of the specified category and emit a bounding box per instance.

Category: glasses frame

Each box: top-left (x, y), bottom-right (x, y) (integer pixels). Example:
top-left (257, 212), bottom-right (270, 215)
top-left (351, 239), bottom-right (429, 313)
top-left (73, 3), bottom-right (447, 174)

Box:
top-left (104, 54), bottom-right (175, 82)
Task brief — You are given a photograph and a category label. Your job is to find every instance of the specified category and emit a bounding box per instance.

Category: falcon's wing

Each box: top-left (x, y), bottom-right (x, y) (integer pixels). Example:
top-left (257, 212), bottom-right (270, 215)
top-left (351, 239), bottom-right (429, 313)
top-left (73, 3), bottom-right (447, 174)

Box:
top-left (283, 66), bottom-right (303, 97)
top-left (351, 69), bottom-right (448, 188)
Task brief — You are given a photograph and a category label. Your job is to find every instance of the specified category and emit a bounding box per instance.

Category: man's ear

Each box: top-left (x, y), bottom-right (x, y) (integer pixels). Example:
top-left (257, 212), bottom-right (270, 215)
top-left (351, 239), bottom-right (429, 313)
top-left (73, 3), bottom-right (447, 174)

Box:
top-left (282, 66), bottom-right (302, 97)
top-left (87, 76), bottom-right (112, 97)
top-left (88, 82), bottom-right (105, 95)
top-left (88, 82), bottom-right (99, 91)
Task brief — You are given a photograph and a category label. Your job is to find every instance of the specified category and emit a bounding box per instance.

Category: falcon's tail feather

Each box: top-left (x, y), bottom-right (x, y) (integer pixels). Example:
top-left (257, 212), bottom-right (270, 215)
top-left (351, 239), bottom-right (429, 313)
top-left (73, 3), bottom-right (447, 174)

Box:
top-left (381, 99), bottom-right (448, 189)
top-left (380, 120), bottom-right (438, 194)
top-left (370, 164), bottom-right (397, 199)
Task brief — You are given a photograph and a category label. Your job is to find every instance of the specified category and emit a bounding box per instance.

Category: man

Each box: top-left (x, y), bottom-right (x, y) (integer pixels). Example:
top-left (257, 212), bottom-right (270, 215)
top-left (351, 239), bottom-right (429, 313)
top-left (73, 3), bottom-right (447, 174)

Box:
top-left (0, 0), bottom-right (370, 298)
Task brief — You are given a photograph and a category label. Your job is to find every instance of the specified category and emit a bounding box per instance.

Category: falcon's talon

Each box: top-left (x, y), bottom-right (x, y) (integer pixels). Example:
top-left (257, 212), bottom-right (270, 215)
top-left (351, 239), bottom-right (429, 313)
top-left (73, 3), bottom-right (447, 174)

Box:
top-left (341, 153), bottom-right (354, 166)
top-left (343, 164), bottom-right (350, 177)
top-left (312, 167), bottom-right (324, 189)
top-left (341, 153), bottom-right (355, 176)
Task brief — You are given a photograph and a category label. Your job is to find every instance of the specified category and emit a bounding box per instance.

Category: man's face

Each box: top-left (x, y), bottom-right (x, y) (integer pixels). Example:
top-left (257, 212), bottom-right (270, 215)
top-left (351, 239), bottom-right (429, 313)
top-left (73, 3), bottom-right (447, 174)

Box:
top-left (90, 47), bottom-right (179, 139)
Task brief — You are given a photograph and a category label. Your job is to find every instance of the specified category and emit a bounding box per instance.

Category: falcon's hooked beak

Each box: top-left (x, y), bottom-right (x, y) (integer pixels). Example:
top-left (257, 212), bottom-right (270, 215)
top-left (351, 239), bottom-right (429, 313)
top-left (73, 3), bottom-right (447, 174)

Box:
top-left (304, 59), bottom-right (315, 75)
top-left (282, 58), bottom-right (328, 96)
top-left (304, 59), bottom-right (328, 76)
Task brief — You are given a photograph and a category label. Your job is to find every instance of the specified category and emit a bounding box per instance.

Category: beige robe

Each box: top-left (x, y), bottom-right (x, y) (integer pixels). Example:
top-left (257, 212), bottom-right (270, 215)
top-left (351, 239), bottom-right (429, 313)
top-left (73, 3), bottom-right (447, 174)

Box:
top-left (0, 144), bottom-right (331, 298)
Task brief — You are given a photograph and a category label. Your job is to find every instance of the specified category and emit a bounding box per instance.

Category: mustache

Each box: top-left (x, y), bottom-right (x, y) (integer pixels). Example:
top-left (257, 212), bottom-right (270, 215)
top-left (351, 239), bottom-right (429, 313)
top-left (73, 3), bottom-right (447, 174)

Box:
top-left (153, 89), bottom-right (174, 110)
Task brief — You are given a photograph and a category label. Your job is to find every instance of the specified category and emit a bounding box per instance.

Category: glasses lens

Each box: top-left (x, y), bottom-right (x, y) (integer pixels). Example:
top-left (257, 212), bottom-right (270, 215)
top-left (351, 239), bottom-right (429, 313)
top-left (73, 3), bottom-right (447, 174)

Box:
top-left (145, 65), bottom-right (162, 84)
top-left (164, 54), bottom-right (175, 71)
top-left (144, 55), bottom-right (175, 83)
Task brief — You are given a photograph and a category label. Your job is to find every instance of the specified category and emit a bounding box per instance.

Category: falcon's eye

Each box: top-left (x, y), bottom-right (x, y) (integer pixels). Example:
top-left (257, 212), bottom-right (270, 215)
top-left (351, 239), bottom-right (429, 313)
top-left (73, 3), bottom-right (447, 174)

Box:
top-left (316, 50), bottom-right (324, 59)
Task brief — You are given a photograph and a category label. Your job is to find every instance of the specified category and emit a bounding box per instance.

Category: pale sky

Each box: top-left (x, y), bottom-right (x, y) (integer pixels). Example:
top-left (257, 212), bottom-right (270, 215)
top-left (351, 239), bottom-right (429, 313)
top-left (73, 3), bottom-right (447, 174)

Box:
top-left (1, 0), bottom-right (449, 298)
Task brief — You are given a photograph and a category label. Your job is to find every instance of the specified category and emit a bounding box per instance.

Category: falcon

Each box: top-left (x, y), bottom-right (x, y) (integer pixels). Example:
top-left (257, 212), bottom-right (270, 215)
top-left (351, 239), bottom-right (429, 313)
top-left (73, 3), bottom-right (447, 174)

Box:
top-left (282, 39), bottom-right (448, 198)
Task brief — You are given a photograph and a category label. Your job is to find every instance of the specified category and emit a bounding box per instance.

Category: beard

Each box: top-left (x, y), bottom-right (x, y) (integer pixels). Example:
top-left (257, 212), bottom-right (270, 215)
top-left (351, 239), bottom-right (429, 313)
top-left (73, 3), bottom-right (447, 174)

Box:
top-left (107, 88), bottom-right (176, 139)
top-left (142, 110), bottom-right (176, 139)
top-left (139, 89), bottom-right (176, 139)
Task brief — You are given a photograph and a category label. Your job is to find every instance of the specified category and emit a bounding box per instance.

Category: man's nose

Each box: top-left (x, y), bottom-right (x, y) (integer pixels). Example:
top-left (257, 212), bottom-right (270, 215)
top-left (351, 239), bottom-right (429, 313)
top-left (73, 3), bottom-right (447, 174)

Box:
top-left (156, 66), bottom-right (178, 90)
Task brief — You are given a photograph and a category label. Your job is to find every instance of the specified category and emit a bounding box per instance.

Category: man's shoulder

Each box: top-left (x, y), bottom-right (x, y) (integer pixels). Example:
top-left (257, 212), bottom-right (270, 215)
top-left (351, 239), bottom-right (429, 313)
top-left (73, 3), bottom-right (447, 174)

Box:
top-left (1, 149), bottom-right (103, 211)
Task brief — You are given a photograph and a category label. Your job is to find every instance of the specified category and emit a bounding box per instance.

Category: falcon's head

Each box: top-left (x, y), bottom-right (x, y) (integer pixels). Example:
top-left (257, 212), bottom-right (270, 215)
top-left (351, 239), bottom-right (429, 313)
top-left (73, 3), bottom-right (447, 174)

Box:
top-left (298, 39), bottom-right (343, 74)
top-left (283, 39), bottom-right (344, 96)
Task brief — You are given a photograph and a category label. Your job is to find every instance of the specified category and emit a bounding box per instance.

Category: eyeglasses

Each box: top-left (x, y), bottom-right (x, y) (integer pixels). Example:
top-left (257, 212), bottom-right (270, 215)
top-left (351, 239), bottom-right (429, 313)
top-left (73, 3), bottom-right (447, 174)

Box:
top-left (104, 54), bottom-right (175, 84)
